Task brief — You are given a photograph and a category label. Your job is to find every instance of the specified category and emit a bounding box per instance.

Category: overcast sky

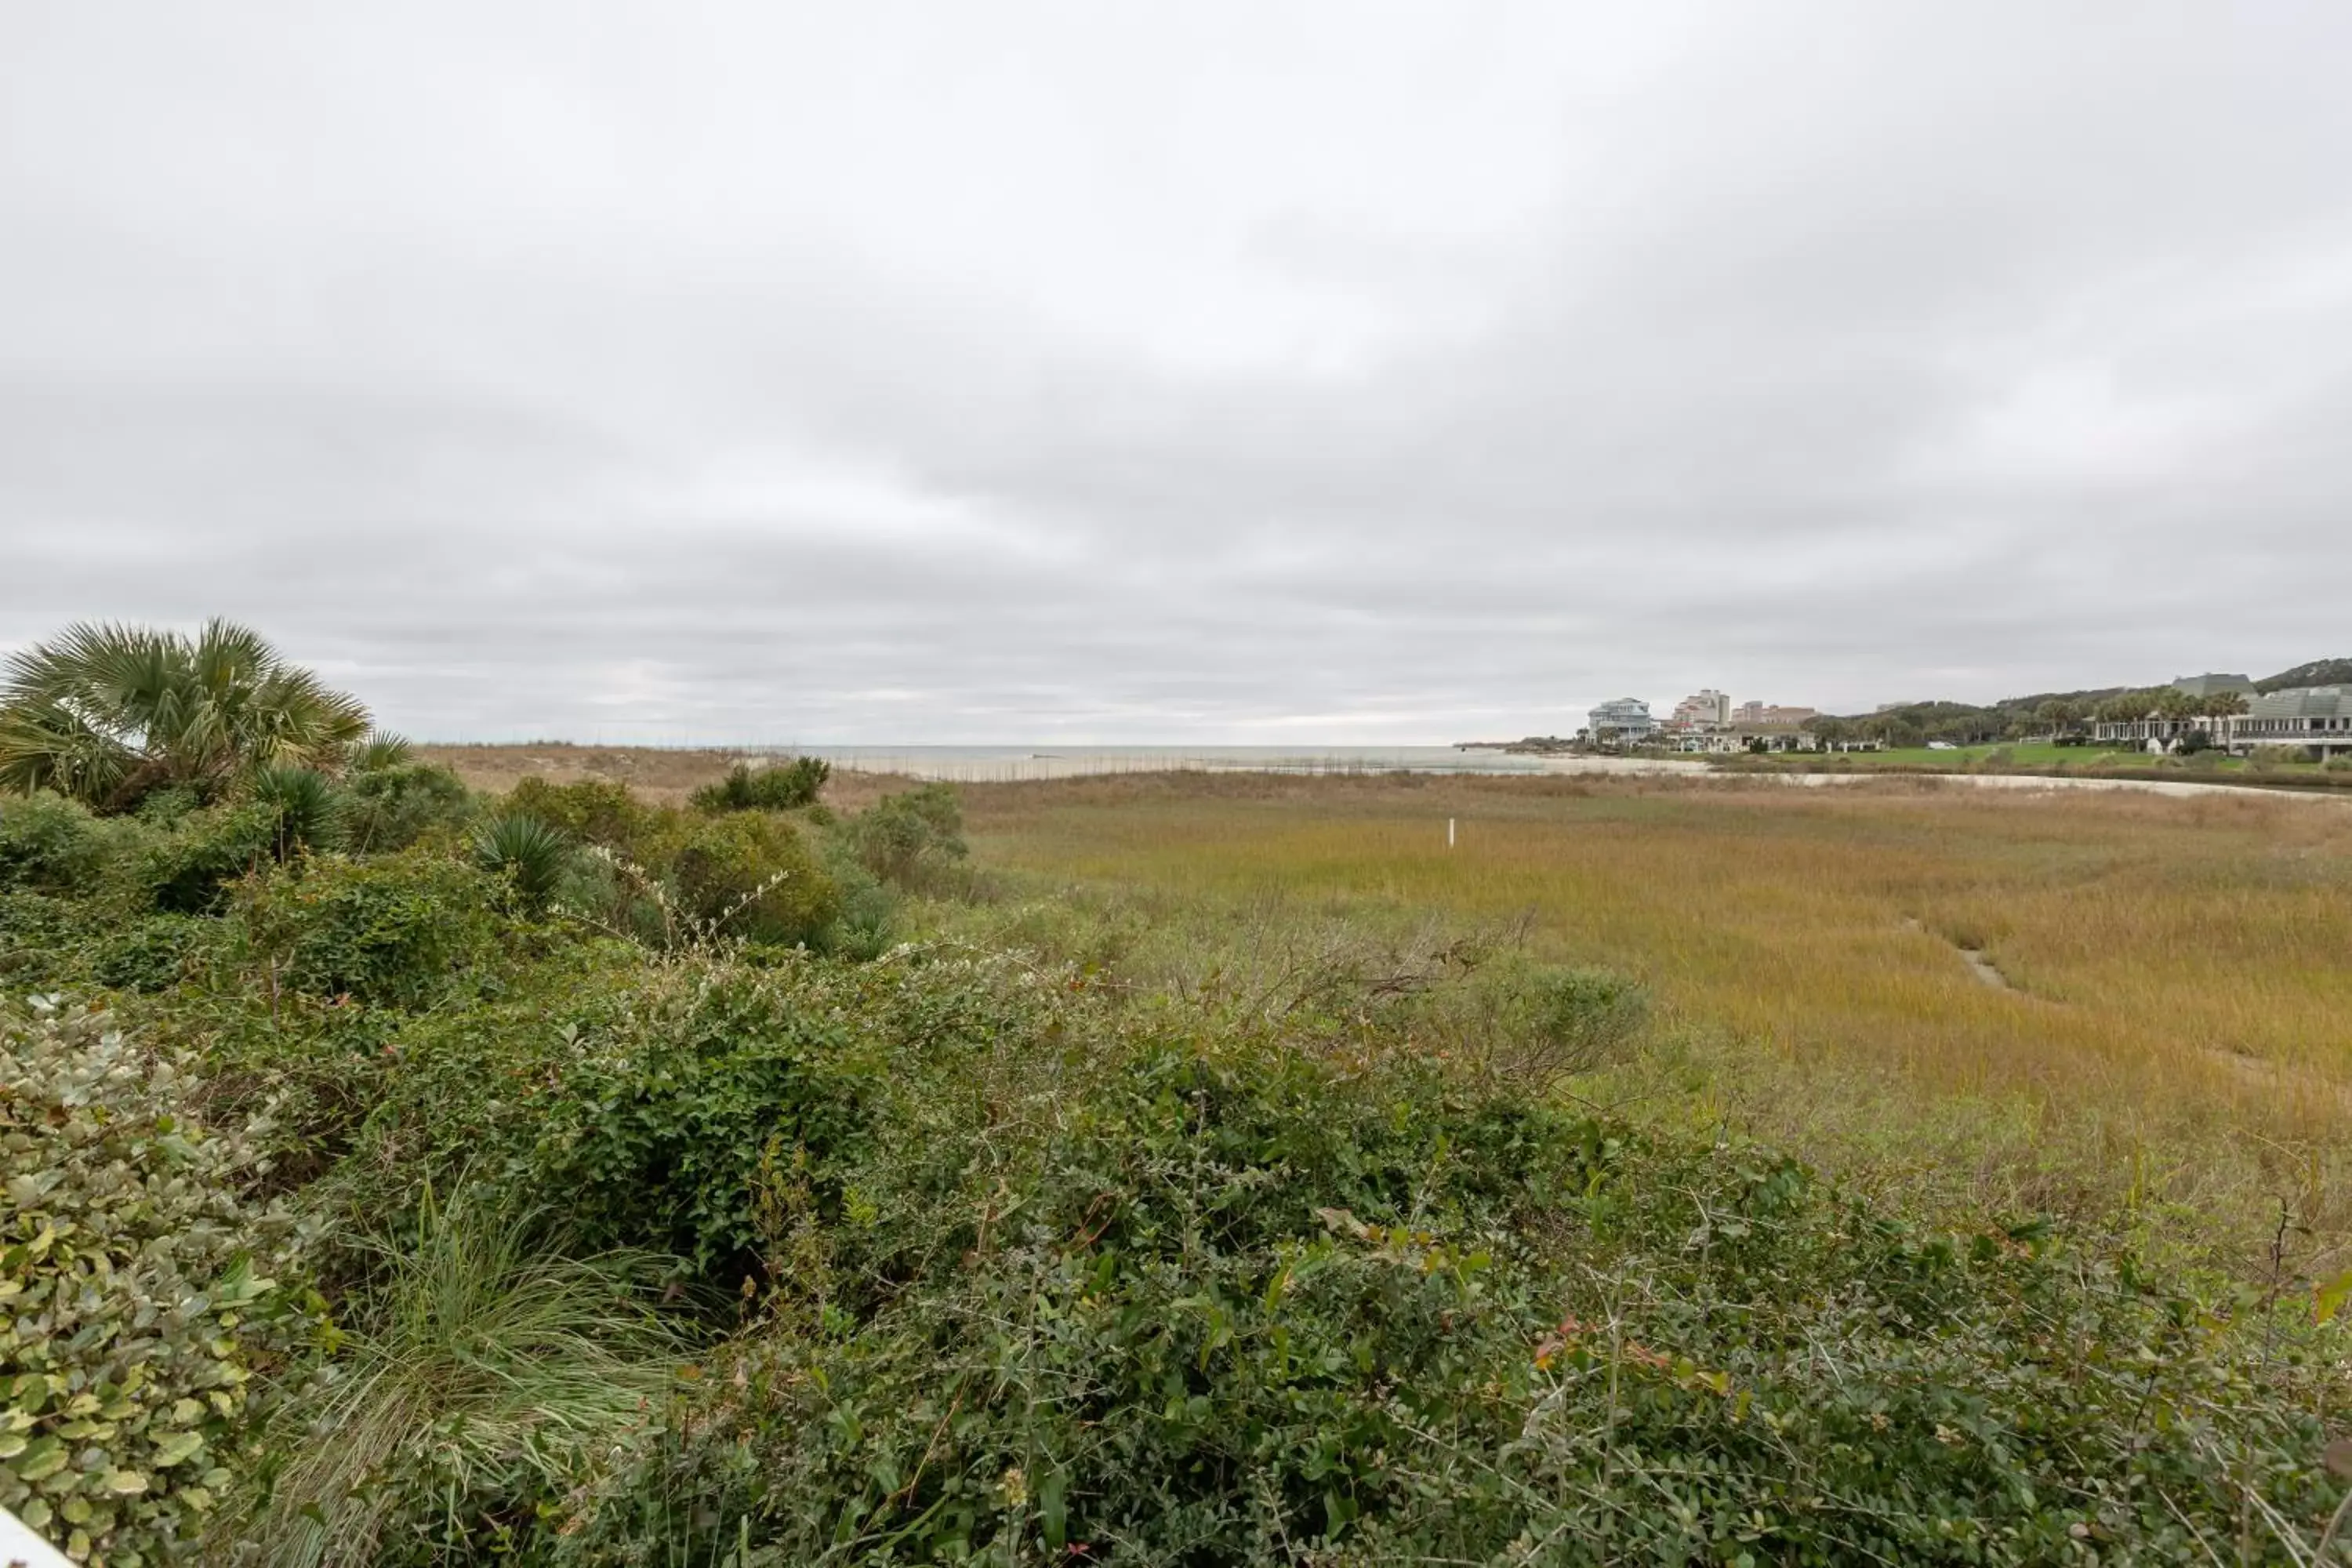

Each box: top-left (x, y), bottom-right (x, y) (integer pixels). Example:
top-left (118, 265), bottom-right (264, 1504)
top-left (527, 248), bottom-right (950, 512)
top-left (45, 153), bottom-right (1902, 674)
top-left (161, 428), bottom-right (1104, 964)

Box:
top-left (5, 3), bottom-right (2350, 741)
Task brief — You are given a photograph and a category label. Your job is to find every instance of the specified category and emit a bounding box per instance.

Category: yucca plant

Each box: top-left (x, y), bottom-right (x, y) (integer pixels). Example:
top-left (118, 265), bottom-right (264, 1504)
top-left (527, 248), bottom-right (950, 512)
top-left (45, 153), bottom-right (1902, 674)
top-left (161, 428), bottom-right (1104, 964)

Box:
top-left (232, 1192), bottom-right (684, 1567)
top-left (0, 619), bottom-right (370, 812)
top-left (471, 812), bottom-right (573, 911)
top-left (250, 764), bottom-right (346, 860)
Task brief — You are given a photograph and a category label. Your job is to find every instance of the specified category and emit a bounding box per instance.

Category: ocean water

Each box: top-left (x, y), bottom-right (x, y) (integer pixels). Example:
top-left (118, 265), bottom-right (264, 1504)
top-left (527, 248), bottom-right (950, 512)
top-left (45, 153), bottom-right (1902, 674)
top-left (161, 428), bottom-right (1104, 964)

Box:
top-left (783, 745), bottom-right (1701, 782)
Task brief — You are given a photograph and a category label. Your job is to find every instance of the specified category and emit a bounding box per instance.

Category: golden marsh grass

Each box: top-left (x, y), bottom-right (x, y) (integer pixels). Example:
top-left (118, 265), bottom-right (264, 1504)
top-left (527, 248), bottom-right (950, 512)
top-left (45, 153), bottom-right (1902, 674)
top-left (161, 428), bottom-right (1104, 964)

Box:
top-left (956, 771), bottom-right (2352, 1257)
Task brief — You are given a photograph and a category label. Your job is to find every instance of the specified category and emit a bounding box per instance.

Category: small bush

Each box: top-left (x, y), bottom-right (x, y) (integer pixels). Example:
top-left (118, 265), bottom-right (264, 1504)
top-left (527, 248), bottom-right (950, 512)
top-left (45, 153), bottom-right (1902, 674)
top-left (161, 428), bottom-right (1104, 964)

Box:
top-left (91, 911), bottom-right (215, 993)
top-left (506, 778), bottom-right (650, 854)
top-left (1434, 960), bottom-right (1648, 1083)
top-left (235, 851), bottom-right (506, 1009)
top-left (1, 998), bottom-right (315, 1565)
top-left (690, 757), bottom-right (831, 813)
top-left (341, 761), bottom-right (473, 854)
top-left (652, 811), bottom-right (838, 948)
top-left (141, 801), bottom-right (278, 915)
top-left (0, 791), bottom-right (111, 895)
top-left (845, 783), bottom-right (967, 888)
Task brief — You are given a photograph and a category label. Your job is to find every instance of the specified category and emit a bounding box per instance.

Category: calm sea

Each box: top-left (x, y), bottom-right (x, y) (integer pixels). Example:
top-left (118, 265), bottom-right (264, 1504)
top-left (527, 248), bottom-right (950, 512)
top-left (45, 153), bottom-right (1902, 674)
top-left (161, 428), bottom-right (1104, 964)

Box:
top-left (779, 746), bottom-right (1699, 782)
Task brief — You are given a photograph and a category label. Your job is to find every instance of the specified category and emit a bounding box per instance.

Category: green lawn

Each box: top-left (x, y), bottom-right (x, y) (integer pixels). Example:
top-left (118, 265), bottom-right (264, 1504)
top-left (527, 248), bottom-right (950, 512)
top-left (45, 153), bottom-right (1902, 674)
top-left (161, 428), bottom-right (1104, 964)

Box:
top-left (1741, 741), bottom-right (2334, 775)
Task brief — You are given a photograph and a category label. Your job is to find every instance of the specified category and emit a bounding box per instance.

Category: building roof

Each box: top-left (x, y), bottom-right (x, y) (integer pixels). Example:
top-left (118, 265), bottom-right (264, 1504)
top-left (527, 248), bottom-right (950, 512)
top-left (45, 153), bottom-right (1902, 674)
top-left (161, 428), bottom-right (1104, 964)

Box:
top-left (2171, 672), bottom-right (2255, 699)
top-left (2245, 685), bottom-right (2349, 720)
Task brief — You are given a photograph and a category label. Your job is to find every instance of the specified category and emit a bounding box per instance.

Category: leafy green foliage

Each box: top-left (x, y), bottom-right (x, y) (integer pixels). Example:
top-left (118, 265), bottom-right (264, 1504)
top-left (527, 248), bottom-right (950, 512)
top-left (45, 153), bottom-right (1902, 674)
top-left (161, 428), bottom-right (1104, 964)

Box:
top-left (89, 912), bottom-right (215, 993)
top-left (504, 778), bottom-right (649, 852)
top-left (652, 810), bottom-right (838, 948)
top-left (546, 964), bottom-right (2346, 1564)
top-left (5, 734), bottom-right (2347, 1566)
top-left (1, 998), bottom-right (315, 1566)
top-left (0, 619), bottom-right (369, 813)
top-left (844, 783), bottom-right (967, 888)
top-left (690, 757), bottom-right (831, 813)
top-left (342, 761), bottom-right (473, 855)
top-left (0, 792), bottom-right (112, 895)
top-left (234, 851), bottom-right (506, 1009)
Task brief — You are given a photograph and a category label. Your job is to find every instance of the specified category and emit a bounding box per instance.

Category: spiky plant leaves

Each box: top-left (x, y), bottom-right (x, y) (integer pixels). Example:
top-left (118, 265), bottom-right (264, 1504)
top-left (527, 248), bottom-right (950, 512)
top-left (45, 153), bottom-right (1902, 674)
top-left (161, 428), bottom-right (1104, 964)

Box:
top-left (472, 813), bottom-right (573, 910)
top-left (0, 619), bottom-right (370, 811)
top-left (249, 765), bottom-right (347, 861)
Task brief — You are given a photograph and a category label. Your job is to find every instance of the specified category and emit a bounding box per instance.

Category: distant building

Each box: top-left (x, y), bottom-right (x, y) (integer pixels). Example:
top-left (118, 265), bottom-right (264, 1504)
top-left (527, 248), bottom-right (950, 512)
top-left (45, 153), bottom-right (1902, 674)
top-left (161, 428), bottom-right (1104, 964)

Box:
top-left (2171, 673), bottom-right (2255, 701)
top-left (2234, 686), bottom-right (2352, 757)
top-left (1588, 697), bottom-right (1657, 749)
top-left (1731, 701), bottom-right (1820, 726)
top-left (1669, 690), bottom-right (1730, 730)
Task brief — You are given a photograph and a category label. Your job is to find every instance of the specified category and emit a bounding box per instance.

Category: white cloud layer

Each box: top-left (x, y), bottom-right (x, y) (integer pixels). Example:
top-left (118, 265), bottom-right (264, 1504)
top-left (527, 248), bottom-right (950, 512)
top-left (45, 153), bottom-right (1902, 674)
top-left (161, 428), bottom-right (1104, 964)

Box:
top-left (5, 2), bottom-right (2350, 739)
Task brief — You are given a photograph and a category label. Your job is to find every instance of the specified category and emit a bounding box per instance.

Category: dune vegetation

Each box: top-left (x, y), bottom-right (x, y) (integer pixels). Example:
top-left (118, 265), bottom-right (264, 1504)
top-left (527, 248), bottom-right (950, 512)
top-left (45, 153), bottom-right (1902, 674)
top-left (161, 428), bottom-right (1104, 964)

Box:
top-left (948, 771), bottom-right (2352, 1263)
top-left (3, 627), bottom-right (2350, 1565)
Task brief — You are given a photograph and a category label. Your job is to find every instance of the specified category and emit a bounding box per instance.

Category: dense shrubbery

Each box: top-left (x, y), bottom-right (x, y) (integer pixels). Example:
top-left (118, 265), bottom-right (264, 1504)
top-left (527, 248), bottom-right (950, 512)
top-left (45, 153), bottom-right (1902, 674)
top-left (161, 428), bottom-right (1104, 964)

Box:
top-left (1, 998), bottom-right (318, 1566)
top-left (5, 746), bottom-right (2349, 1564)
top-left (845, 781), bottom-right (967, 889)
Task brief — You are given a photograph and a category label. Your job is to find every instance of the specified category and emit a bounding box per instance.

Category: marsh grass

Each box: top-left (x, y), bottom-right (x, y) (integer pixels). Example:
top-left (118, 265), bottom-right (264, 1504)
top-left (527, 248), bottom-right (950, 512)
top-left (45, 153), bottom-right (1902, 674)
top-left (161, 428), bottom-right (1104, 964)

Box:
top-left (234, 1190), bottom-right (684, 1567)
top-left (945, 771), bottom-right (2352, 1266)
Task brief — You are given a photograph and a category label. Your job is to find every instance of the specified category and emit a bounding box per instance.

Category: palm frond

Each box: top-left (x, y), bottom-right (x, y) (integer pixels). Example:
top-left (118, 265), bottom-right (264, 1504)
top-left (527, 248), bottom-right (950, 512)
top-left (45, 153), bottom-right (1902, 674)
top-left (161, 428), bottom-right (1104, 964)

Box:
top-left (0, 620), bottom-right (372, 810)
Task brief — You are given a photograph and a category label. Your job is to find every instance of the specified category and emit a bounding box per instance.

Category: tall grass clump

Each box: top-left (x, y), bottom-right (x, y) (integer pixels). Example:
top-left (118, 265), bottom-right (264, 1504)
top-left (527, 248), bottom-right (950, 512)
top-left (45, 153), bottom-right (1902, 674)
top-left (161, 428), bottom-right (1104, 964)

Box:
top-left (232, 1192), bottom-right (684, 1568)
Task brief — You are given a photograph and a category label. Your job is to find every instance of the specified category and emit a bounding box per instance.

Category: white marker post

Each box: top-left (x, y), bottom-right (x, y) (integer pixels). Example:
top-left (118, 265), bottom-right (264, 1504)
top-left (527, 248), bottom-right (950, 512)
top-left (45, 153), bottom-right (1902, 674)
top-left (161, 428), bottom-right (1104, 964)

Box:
top-left (1447, 817), bottom-right (1455, 848)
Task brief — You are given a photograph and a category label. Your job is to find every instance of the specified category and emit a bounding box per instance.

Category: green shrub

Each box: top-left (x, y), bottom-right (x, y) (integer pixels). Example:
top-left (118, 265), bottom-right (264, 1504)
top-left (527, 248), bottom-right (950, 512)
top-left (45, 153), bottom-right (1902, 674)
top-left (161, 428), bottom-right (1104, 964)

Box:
top-left (1430, 960), bottom-right (1648, 1083)
top-left (235, 851), bottom-right (506, 1009)
top-left (652, 811), bottom-right (838, 949)
top-left (248, 765), bottom-right (346, 860)
top-left (91, 912), bottom-right (215, 993)
top-left (341, 761), bottom-right (473, 854)
top-left (690, 757), bottom-right (831, 814)
top-left (548, 994), bottom-right (2346, 1564)
top-left (1, 997), bottom-right (316, 1565)
top-left (0, 791), bottom-right (111, 895)
top-left (140, 801), bottom-right (278, 915)
top-left (505, 778), bottom-right (650, 854)
top-left (845, 783), bottom-right (967, 888)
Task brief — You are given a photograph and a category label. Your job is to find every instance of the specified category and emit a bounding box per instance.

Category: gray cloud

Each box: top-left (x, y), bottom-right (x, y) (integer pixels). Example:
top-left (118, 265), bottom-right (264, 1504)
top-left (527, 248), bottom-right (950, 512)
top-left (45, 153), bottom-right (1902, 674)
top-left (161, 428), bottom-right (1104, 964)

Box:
top-left (5, 2), bottom-right (2350, 740)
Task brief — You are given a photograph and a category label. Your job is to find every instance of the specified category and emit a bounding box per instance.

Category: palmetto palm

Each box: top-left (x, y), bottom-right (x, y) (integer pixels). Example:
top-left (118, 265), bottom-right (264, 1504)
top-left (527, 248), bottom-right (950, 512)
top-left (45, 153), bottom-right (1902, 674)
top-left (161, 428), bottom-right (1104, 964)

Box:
top-left (0, 619), bottom-right (371, 811)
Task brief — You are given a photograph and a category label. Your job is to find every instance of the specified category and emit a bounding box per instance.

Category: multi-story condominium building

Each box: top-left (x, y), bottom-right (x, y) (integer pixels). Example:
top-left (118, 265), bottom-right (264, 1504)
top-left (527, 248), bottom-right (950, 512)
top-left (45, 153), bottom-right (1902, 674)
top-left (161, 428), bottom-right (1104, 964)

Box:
top-left (1670, 690), bottom-right (1730, 730)
top-left (1588, 697), bottom-right (1657, 748)
top-left (1731, 701), bottom-right (1820, 726)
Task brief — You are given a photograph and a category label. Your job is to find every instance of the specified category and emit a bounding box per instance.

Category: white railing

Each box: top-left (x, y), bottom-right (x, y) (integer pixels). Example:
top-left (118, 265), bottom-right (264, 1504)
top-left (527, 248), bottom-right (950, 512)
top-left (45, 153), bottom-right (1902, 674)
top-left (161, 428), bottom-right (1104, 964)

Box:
top-left (1, 1504), bottom-right (70, 1568)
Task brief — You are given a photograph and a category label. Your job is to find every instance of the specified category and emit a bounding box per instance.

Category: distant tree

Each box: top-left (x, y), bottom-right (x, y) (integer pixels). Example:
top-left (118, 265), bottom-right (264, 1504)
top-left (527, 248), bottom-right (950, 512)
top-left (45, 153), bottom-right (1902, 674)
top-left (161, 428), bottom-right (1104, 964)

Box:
top-left (0, 619), bottom-right (370, 813)
top-left (2203, 691), bottom-right (2249, 718)
top-left (2035, 699), bottom-right (2083, 735)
